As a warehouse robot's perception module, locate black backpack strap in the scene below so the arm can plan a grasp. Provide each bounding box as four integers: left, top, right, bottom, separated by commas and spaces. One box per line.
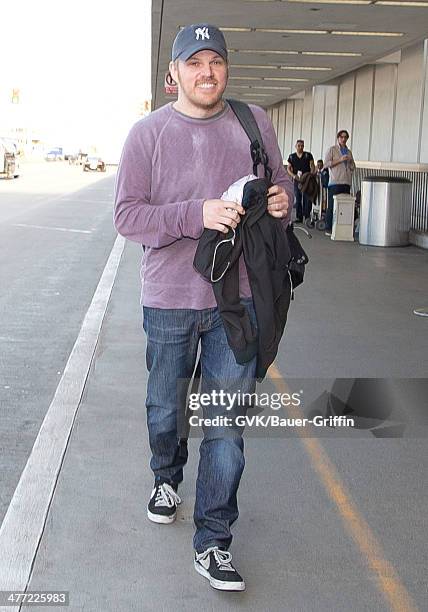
227, 98, 272, 182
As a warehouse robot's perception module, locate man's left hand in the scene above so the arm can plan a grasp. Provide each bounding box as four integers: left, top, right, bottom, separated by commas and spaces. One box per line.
267, 185, 289, 219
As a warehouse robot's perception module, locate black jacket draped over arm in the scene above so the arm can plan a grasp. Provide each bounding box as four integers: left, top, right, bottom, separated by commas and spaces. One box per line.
193, 178, 292, 381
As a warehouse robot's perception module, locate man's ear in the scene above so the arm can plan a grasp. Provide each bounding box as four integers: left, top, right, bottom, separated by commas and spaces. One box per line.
169, 60, 178, 83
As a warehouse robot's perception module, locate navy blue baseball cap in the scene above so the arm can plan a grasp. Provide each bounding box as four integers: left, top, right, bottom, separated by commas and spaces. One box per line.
171, 24, 228, 62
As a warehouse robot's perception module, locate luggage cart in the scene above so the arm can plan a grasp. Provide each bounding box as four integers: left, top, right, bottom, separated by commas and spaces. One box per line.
305, 176, 326, 231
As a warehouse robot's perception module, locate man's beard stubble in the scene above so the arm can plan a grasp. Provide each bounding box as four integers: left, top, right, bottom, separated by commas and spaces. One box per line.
176, 70, 227, 111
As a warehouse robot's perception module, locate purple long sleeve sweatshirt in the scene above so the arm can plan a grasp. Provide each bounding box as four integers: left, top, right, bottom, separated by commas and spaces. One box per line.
114, 101, 293, 309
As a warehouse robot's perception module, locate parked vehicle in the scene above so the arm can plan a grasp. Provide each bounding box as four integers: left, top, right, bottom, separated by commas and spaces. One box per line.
0, 138, 19, 179
83, 156, 106, 172
45, 147, 63, 161
63, 149, 78, 160
68, 154, 79, 165
77, 151, 88, 165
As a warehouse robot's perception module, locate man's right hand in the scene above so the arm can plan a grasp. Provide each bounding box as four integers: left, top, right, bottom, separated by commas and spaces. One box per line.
203, 199, 245, 233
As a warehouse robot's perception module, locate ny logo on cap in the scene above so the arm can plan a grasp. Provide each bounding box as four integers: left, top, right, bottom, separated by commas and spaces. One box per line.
195, 26, 210, 41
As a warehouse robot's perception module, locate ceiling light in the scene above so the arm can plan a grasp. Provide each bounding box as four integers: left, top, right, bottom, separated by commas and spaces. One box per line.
264, 76, 310, 81
231, 64, 331, 70
229, 76, 264, 80
375, 0, 428, 5
219, 27, 253, 32
280, 65, 332, 70
230, 85, 292, 90
228, 49, 299, 55
217, 25, 405, 37
254, 85, 293, 89
229, 49, 362, 58
302, 51, 362, 56
257, 28, 328, 34
332, 30, 403, 36
230, 75, 309, 81
231, 64, 281, 69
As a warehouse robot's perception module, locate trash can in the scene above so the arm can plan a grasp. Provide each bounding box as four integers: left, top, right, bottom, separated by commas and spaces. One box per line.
359, 176, 412, 246
331, 194, 355, 241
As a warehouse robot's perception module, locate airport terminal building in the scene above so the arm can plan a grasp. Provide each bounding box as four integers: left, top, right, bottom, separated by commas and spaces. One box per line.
152, 0, 428, 244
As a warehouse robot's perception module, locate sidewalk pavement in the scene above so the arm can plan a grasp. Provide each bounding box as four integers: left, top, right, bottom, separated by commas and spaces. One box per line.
23, 237, 428, 611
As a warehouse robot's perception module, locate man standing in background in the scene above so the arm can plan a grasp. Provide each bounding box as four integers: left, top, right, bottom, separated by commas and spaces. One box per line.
324, 130, 355, 236
287, 139, 315, 223
316, 158, 329, 214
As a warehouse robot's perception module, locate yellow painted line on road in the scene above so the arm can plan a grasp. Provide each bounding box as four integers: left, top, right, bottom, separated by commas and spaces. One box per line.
268, 363, 419, 612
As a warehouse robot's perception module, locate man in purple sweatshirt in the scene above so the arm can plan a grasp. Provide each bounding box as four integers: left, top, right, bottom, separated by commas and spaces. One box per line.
114, 23, 292, 591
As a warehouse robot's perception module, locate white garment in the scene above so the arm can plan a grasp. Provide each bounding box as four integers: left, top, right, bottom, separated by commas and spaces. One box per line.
221, 174, 257, 205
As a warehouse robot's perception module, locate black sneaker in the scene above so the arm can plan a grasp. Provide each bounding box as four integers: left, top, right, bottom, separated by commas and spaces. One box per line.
194, 546, 245, 591
147, 482, 181, 524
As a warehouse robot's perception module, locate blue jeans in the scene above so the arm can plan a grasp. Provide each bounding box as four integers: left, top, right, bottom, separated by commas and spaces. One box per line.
142, 300, 257, 553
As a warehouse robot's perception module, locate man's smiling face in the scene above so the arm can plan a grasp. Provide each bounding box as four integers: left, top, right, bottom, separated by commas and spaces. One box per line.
170, 50, 228, 115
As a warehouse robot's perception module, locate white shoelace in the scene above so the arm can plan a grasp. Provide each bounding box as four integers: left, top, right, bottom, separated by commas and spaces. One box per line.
197, 546, 235, 572
153, 483, 181, 508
